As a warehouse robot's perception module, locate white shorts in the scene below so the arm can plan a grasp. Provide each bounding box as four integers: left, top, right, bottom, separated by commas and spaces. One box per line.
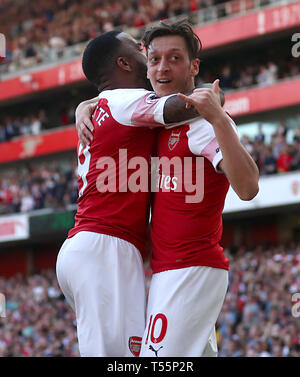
56, 231, 146, 357
140, 265, 228, 357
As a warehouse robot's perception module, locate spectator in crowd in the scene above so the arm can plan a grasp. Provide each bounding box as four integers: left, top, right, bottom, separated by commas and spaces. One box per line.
261, 145, 277, 175
290, 140, 300, 171
294, 125, 300, 143
255, 124, 265, 143
30, 115, 42, 135
219, 65, 234, 90
276, 145, 292, 173
272, 134, 287, 160
241, 135, 253, 154
276, 121, 288, 139
20, 188, 35, 212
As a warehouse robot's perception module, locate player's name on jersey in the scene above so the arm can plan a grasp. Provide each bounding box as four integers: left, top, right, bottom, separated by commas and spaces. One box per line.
93, 149, 204, 203
92, 105, 110, 127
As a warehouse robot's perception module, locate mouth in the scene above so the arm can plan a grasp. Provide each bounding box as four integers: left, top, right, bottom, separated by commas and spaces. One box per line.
157, 79, 171, 84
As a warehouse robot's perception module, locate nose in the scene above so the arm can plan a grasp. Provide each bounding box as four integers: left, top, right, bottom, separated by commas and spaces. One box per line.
158, 57, 170, 73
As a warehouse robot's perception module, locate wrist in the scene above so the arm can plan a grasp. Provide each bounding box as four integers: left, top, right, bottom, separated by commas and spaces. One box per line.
211, 112, 229, 129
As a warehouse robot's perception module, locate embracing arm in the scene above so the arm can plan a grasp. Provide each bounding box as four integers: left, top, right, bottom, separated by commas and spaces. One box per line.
75, 96, 98, 146
163, 83, 225, 124
75, 84, 225, 146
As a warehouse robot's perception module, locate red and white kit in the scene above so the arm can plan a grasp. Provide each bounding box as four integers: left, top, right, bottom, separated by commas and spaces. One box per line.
69, 88, 170, 258
56, 88, 170, 357
140, 114, 237, 357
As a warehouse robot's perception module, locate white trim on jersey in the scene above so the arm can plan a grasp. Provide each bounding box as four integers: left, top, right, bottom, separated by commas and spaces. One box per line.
187, 112, 238, 171
99, 89, 174, 127
77, 143, 91, 197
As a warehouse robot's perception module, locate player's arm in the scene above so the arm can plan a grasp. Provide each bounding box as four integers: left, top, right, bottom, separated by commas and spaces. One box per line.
178, 80, 259, 201
75, 96, 98, 146
163, 84, 225, 124
76, 85, 224, 147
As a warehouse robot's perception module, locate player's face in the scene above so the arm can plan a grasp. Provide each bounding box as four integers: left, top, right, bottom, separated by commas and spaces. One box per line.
118, 33, 152, 90
147, 35, 199, 97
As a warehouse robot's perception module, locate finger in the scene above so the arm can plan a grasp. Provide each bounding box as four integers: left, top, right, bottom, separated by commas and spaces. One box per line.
212, 79, 220, 94
81, 123, 93, 141
177, 93, 196, 107
177, 93, 193, 103
79, 136, 87, 147
79, 128, 92, 146
84, 118, 94, 133
83, 128, 93, 142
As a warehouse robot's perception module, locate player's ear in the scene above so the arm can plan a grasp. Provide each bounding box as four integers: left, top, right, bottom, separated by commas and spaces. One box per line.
117, 56, 132, 72
190, 58, 200, 77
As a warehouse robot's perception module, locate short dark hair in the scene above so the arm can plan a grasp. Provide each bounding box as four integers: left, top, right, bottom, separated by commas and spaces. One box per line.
82, 30, 122, 88
142, 20, 202, 60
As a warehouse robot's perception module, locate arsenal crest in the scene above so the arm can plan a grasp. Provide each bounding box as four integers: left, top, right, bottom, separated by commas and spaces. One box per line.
128, 336, 142, 357
168, 130, 181, 151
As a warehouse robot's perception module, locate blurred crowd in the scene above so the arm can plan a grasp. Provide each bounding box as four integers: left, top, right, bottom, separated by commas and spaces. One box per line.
217, 243, 300, 357
198, 57, 300, 92
0, 269, 79, 356
0, 0, 272, 74
0, 110, 50, 142
0, 161, 78, 215
0, 243, 299, 356
0, 103, 75, 143
242, 123, 300, 175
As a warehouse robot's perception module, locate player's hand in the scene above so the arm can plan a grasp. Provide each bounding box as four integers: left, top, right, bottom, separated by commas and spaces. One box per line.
75, 100, 96, 146
177, 79, 226, 125
197, 81, 225, 107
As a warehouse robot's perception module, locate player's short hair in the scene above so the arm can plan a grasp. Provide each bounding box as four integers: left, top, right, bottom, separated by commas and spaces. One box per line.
142, 20, 202, 61
82, 30, 122, 88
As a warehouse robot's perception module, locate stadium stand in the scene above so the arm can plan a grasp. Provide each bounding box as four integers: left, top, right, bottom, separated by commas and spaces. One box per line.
0, 244, 299, 357
0, 0, 273, 74
0, 269, 79, 356
217, 243, 300, 357
0, 0, 300, 357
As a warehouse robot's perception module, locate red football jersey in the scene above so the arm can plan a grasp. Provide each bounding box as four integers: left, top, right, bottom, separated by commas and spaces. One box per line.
68, 89, 170, 258
150, 115, 237, 273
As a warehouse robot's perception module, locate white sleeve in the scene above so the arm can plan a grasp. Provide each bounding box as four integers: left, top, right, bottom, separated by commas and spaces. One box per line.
187, 112, 238, 171
99, 89, 173, 128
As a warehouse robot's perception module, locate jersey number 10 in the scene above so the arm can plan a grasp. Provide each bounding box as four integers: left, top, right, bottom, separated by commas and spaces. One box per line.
145, 313, 168, 344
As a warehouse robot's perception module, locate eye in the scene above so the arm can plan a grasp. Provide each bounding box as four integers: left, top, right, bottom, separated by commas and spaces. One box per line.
149, 56, 159, 63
